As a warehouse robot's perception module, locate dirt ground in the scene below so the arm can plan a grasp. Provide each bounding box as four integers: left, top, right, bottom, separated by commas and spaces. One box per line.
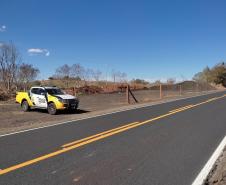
0, 89, 217, 135
205, 147, 226, 185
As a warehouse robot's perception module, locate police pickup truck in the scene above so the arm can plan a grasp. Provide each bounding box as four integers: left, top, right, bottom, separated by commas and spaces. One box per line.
16, 86, 79, 115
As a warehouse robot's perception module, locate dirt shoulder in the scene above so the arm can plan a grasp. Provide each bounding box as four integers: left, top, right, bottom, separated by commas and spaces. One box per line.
205, 147, 226, 185
0, 90, 222, 135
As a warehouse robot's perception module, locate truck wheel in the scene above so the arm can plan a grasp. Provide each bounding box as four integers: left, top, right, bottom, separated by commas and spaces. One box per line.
71, 108, 78, 113
48, 103, 57, 115
21, 100, 30, 112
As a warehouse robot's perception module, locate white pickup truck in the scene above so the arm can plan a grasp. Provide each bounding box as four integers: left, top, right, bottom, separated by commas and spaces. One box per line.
16, 86, 79, 115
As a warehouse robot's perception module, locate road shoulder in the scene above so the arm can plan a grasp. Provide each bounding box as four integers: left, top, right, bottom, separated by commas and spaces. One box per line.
205, 146, 226, 185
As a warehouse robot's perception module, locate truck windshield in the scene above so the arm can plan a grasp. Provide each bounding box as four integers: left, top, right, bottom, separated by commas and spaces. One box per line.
46, 88, 65, 95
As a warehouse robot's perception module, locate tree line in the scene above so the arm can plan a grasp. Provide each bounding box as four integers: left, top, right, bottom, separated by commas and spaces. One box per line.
193, 62, 226, 87
52, 64, 103, 88
2, 41, 225, 94
50, 64, 128, 88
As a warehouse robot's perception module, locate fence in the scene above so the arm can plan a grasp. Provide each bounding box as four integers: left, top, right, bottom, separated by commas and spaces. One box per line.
77, 82, 216, 111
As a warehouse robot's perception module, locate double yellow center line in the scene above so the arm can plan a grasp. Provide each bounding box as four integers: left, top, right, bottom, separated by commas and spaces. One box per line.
169, 104, 194, 113
0, 94, 225, 175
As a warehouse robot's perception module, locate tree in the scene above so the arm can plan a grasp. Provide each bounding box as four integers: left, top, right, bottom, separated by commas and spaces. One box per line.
92, 69, 102, 82
193, 63, 226, 87
210, 63, 226, 86
70, 64, 83, 78
17, 63, 40, 90
71, 63, 84, 87
131, 79, 149, 85
54, 64, 71, 87
167, 78, 176, 85
193, 72, 204, 82
120, 72, 127, 83
193, 66, 211, 83
55, 64, 71, 79
82, 68, 92, 84
111, 70, 117, 83
0, 42, 20, 91
111, 70, 127, 83
48, 76, 54, 80
153, 80, 162, 85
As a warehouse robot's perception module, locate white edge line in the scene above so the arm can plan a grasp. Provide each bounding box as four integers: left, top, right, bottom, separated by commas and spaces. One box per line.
0, 90, 224, 138
191, 135, 226, 185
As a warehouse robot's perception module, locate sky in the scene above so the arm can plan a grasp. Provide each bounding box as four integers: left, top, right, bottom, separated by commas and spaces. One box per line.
0, 0, 226, 82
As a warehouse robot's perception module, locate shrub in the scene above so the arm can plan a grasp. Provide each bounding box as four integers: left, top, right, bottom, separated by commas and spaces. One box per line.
0, 90, 10, 101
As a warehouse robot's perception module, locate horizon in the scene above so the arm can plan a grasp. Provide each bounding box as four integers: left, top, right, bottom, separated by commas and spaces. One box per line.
1, 0, 226, 82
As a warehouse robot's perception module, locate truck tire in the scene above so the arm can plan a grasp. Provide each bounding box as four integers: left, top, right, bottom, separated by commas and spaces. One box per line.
21, 100, 30, 112
70, 107, 78, 113
48, 102, 57, 115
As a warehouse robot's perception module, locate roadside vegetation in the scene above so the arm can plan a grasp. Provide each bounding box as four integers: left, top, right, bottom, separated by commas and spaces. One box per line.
0, 42, 39, 100
193, 63, 226, 87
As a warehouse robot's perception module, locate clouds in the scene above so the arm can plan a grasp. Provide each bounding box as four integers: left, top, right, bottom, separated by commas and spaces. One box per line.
0, 25, 6, 32
27, 48, 50, 56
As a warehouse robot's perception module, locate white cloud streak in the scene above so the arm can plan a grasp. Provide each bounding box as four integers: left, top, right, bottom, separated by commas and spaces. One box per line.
27, 48, 50, 56
0, 25, 6, 32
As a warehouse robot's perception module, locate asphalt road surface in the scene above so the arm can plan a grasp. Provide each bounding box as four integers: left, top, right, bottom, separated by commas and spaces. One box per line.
1, 91, 226, 185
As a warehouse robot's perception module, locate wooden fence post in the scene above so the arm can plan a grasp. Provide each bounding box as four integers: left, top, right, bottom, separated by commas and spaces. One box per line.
73, 87, 76, 96
126, 85, 130, 104
160, 84, 162, 99
126, 85, 138, 104
179, 85, 182, 96
129, 87, 138, 103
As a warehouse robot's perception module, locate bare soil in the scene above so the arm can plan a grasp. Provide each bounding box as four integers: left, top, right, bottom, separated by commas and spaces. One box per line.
0, 89, 217, 135
204, 148, 226, 185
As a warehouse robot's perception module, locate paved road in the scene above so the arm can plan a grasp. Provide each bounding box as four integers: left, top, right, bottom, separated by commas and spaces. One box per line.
1, 91, 226, 185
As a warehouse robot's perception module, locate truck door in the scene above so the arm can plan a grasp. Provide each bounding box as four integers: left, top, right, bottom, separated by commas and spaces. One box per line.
30, 88, 48, 108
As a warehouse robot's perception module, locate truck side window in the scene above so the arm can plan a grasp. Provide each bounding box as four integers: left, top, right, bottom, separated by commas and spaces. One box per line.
38, 89, 46, 95
31, 88, 39, 94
